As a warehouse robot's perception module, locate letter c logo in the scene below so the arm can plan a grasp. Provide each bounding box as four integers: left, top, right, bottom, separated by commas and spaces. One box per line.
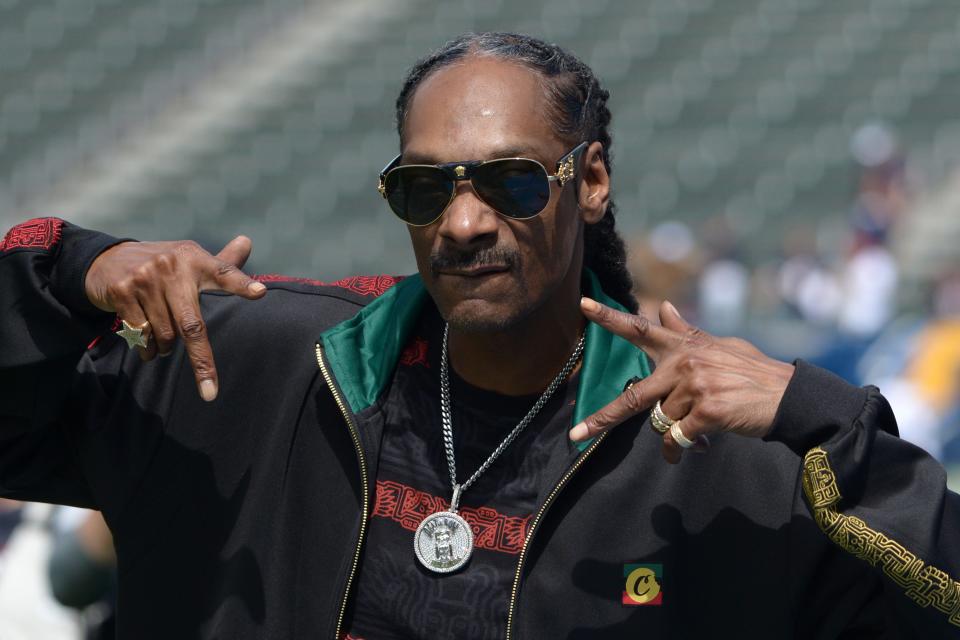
625, 567, 661, 604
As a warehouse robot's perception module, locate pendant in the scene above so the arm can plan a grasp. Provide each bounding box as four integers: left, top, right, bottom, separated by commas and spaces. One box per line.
414, 510, 474, 573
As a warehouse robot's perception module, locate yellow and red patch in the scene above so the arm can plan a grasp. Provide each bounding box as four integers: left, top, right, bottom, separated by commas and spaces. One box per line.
622, 563, 663, 606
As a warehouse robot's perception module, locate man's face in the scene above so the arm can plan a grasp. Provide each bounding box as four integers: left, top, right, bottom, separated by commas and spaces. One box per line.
434, 525, 452, 560
401, 56, 584, 332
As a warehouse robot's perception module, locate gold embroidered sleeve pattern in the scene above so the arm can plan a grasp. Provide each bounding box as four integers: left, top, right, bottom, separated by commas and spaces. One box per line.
802, 447, 960, 627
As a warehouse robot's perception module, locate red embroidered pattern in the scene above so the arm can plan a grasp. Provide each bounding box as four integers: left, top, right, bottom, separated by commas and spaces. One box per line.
341, 634, 365, 640
399, 336, 429, 368
332, 275, 403, 297
372, 480, 531, 555
0, 218, 63, 253
253, 274, 402, 297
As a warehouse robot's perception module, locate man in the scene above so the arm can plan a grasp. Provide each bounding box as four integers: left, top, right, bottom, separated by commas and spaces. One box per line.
1, 32, 958, 639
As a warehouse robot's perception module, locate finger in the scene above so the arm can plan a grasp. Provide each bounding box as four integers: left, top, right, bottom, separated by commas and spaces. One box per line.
580, 297, 680, 360
208, 236, 266, 300
661, 417, 710, 463
658, 392, 691, 431
140, 333, 158, 361
693, 434, 710, 453
673, 411, 711, 443
137, 288, 178, 358
569, 371, 675, 442
652, 425, 709, 454
199, 256, 266, 300
215, 235, 253, 269
658, 300, 690, 332
658, 300, 713, 348
166, 280, 218, 402
662, 431, 683, 464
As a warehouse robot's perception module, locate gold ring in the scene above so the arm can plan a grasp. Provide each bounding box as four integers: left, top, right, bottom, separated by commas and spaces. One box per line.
670, 421, 696, 449
651, 400, 677, 434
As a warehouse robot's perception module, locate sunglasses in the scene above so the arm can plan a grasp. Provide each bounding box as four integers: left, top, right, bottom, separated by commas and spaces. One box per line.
377, 142, 588, 226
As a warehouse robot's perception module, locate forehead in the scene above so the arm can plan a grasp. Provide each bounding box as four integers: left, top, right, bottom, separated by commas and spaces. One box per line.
402, 56, 562, 163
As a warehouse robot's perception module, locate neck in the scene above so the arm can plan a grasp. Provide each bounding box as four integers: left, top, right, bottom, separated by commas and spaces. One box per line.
447, 279, 585, 397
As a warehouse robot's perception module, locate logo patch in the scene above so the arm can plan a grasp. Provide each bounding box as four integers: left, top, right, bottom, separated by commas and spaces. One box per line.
622, 563, 663, 606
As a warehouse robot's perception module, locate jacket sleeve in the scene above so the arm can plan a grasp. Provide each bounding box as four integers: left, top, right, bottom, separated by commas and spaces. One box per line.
0, 217, 130, 507
767, 360, 960, 635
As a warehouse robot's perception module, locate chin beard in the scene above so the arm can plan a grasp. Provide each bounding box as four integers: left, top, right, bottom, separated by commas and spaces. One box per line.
441, 293, 535, 334
444, 309, 525, 333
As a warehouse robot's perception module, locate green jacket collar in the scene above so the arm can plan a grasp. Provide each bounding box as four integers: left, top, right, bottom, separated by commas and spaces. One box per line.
319, 271, 651, 450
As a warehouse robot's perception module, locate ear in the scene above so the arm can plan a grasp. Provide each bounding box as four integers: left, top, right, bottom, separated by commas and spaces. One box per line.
577, 141, 610, 224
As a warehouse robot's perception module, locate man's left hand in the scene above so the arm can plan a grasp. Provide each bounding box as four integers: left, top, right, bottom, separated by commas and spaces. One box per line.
569, 297, 796, 463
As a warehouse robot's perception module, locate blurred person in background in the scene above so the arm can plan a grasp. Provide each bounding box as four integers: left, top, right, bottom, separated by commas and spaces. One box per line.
836, 124, 905, 341
809, 124, 906, 383
627, 220, 700, 322
0, 500, 83, 639
776, 224, 842, 329
2, 32, 960, 639
930, 269, 960, 437
49, 510, 117, 640
860, 267, 960, 463
695, 216, 750, 336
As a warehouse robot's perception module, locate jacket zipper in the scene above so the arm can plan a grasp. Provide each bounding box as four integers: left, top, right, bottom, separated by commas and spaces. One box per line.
315, 343, 370, 640
505, 432, 609, 640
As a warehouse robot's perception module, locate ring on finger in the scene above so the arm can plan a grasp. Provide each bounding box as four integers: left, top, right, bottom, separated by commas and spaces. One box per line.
116, 319, 151, 350
651, 400, 678, 434
670, 421, 696, 449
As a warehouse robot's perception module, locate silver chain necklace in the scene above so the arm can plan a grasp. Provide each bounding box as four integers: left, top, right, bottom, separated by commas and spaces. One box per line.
413, 323, 585, 574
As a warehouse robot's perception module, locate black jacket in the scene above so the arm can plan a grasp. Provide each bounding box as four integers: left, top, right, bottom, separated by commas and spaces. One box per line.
1, 218, 959, 639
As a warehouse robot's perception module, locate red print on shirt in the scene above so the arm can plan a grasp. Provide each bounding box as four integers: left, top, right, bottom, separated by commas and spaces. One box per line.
372, 480, 531, 555
0, 218, 63, 254
399, 337, 430, 368
253, 274, 402, 297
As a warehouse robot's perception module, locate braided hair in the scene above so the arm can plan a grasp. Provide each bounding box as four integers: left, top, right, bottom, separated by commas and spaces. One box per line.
394, 32, 638, 313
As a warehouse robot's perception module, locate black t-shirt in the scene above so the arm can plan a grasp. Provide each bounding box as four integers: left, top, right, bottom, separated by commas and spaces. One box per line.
344, 309, 580, 640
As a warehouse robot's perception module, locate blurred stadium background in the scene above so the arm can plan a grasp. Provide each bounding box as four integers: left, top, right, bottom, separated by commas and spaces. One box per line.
2, 0, 960, 632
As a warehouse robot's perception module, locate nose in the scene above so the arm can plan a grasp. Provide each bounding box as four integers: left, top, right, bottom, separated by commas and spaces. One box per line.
436, 182, 499, 246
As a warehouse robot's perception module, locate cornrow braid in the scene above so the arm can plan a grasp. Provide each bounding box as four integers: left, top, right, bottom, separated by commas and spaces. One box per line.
394, 32, 638, 313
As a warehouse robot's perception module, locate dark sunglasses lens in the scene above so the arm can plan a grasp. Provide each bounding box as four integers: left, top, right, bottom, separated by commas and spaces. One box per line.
384, 167, 453, 225
473, 160, 550, 218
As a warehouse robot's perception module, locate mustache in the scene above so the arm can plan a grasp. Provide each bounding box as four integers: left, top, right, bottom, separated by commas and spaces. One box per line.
429, 245, 518, 275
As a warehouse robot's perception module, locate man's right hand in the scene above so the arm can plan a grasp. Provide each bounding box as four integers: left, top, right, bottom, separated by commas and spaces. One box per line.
84, 236, 267, 402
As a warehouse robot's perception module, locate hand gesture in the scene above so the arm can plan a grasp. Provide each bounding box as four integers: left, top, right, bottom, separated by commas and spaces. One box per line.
569, 297, 796, 463
84, 236, 267, 402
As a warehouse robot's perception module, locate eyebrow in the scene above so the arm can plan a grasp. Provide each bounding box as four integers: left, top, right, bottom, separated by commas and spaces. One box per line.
402, 145, 546, 165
